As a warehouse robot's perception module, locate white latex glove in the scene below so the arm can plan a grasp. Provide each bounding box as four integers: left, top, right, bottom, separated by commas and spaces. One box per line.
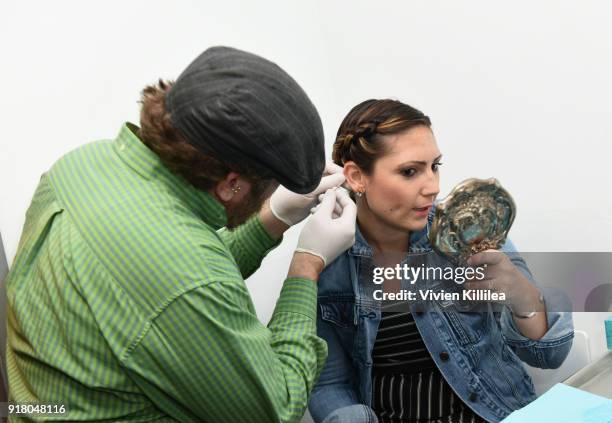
269, 163, 345, 226
311, 187, 350, 218
295, 188, 357, 267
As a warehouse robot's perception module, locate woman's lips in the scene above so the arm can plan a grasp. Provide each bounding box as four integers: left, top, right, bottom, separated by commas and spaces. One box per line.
412, 204, 432, 216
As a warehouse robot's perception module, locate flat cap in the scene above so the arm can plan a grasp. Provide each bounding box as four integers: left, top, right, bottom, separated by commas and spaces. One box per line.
165, 46, 325, 194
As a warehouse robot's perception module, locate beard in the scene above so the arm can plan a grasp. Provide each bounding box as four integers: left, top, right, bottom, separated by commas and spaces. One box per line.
225, 179, 277, 229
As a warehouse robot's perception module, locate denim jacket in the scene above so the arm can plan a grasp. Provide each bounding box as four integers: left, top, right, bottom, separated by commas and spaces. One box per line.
308, 208, 574, 423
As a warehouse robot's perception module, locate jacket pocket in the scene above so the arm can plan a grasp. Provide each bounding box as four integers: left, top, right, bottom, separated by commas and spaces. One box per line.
444, 309, 488, 346
501, 346, 537, 399
478, 347, 534, 411
319, 301, 356, 329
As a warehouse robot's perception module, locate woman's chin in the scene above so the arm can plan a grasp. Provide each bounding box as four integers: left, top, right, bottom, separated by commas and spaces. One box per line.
394, 218, 428, 233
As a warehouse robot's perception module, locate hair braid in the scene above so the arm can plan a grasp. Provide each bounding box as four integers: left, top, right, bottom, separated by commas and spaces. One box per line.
332, 99, 431, 172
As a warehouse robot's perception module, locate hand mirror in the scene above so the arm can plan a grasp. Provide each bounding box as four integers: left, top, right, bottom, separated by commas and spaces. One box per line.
429, 178, 516, 265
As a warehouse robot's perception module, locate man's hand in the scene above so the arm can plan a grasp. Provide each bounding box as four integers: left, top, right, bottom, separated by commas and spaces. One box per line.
293, 188, 357, 275
269, 163, 345, 226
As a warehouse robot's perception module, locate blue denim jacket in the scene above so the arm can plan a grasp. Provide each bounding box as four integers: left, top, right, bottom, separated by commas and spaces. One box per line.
308, 208, 574, 423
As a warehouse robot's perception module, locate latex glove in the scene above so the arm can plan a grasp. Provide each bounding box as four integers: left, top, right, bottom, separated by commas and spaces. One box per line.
269, 163, 345, 226
311, 187, 350, 218
295, 188, 357, 267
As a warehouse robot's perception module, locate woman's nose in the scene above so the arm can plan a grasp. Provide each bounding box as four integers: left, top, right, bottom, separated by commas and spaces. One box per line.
422, 175, 440, 198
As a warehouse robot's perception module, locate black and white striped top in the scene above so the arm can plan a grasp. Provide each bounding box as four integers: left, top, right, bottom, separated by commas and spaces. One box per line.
372, 311, 436, 373
372, 311, 486, 423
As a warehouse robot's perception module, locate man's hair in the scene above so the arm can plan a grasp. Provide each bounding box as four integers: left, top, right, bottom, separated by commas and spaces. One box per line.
332, 99, 432, 175
138, 79, 269, 191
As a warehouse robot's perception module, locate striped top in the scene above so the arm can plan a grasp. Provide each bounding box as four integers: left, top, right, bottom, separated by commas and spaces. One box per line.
372, 371, 486, 423
6, 123, 327, 422
372, 312, 436, 373
372, 312, 485, 422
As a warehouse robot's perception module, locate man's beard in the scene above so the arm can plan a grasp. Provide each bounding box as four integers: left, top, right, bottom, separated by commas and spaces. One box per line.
225, 179, 276, 229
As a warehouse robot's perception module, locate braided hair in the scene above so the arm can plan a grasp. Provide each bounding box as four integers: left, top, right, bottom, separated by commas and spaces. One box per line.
332, 99, 431, 175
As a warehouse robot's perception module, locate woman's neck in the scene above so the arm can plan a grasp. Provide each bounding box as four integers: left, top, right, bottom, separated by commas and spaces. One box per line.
357, 204, 409, 254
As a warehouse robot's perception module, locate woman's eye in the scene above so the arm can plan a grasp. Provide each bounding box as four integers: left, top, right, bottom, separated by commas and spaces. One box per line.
401, 168, 417, 177
432, 162, 443, 172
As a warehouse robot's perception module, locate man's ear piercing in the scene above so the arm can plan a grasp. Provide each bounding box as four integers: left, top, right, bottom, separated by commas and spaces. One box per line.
232, 185, 241, 194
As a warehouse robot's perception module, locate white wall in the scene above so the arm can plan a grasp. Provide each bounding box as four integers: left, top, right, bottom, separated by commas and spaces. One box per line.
1, 0, 611, 379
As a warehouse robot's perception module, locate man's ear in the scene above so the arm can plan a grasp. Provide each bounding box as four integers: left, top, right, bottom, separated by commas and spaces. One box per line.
343, 161, 367, 193
215, 172, 241, 203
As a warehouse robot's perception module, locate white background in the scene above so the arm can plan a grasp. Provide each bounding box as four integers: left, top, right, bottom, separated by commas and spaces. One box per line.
1, 0, 611, 400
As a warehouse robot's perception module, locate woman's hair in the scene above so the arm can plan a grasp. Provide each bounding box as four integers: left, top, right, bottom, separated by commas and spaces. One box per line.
332, 99, 432, 174
138, 79, 269, 191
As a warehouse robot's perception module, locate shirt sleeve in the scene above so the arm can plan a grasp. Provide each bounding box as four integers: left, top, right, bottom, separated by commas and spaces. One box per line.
121, 277, 328, 423
217, 215, 282, 279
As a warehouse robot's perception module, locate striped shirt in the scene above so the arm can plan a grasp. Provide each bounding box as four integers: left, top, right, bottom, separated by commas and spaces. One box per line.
372, 312, 436, 373
372, 371, 487, 423
6, 123, 327, 422
372, 312, 486, 423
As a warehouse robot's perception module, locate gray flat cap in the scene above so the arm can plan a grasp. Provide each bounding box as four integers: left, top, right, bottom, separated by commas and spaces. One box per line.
165, 46, 325, 194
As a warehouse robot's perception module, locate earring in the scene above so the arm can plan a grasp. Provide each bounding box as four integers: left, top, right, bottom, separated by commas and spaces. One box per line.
356, 189, 364, 198
232, 185, 241, 194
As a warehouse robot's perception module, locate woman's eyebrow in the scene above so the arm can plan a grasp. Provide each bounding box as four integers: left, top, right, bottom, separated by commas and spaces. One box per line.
398, 154, 443, 166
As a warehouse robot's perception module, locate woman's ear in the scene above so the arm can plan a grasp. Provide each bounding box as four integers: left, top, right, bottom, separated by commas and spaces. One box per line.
343, 161, 366, 193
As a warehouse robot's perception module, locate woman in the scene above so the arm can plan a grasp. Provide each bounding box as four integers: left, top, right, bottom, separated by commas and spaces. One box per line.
308, 99, 574, 423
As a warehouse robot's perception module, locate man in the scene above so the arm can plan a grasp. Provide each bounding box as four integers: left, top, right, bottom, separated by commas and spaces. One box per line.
6, 47, 356, 422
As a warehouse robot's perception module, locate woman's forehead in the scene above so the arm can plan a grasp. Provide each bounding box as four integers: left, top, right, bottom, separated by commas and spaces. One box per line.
381, 128, 441, 163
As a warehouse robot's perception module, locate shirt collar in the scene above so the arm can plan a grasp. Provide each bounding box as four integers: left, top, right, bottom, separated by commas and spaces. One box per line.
349, 206, 435, 256
113, 123, 228, 229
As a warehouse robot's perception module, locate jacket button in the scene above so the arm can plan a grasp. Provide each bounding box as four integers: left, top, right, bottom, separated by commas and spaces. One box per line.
469, 392, 478, 402
439, 351, 450, 361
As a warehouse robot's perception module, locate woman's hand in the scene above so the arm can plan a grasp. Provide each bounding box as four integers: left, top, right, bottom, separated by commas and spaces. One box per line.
464, 249, 543, 313
465, 249, 549, 340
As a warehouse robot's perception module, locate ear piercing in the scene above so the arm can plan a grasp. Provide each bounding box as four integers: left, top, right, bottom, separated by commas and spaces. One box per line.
232, 185, 241, 194
355, 188, 365, 197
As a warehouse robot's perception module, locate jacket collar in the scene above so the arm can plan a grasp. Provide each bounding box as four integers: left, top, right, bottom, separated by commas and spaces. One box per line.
113, 123, 228, 229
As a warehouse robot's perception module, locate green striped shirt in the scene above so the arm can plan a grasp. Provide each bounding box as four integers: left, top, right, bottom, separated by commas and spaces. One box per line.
6, 123, 327, 422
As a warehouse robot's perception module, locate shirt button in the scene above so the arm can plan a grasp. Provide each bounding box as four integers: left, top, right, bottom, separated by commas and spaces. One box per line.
119, 143, 126, 151
469, 392, 478, 402
439, 351, 450, 361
